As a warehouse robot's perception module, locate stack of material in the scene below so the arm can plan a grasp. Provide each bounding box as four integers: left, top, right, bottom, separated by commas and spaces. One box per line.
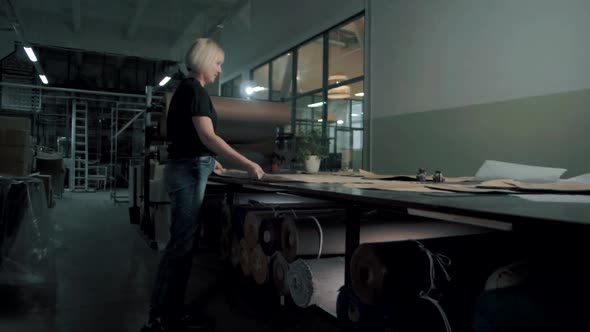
230, 194, 505, 324
343, 232, 520, 332
0, 177, 55, 287
0, 116, 33, 176
225, 193, 344, 292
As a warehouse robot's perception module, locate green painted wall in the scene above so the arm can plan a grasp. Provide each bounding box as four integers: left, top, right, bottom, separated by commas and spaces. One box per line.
370, 89, 590, 178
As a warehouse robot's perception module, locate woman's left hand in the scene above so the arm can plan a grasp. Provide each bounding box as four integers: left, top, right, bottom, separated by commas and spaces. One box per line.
214, 159, 225, 173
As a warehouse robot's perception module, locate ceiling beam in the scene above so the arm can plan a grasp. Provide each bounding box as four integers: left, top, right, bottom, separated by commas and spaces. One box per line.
126, 0, 151, 39
205, 0, 249, 38
171, 12, 205, 51
4, 0, 23, 26
72, 0, 81, 32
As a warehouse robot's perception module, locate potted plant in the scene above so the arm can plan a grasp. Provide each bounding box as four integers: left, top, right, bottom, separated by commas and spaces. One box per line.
294, 129, 329, 173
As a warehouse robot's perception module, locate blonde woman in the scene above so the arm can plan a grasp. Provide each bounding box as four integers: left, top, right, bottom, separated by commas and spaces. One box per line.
142, 38, 264, 332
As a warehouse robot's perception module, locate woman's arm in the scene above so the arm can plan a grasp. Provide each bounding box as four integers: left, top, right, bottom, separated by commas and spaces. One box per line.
193, 116, 264, 179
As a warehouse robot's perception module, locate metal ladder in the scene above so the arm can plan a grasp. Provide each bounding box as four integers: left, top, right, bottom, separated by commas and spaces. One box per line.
71, 100, 89, 191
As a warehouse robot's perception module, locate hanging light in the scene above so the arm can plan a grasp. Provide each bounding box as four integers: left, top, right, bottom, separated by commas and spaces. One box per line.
327, 74, 350, 99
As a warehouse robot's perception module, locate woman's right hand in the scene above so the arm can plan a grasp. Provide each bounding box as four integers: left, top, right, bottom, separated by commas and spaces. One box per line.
246, 162, 265, 180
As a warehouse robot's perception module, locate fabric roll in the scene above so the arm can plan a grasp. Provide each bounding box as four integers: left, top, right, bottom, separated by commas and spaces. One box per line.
473, 286, 549, 332
286, 257, 344, 309
279, 210, 347, 262
229, 235, 240, 268
393, 297, 451, 332
271, 252, 290, 295
243, 211, 277, 249
350, 241, 433, 306
484, 261, 530, 290
219, 200, 233, 262
258, 217, 283, 256
350, 232, 513, 306
336, 285, 397, 331
239, 238, 252, 276
251, 244, 269, 285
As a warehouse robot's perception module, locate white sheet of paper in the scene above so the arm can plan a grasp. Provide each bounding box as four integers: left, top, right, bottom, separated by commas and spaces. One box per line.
474, 160, 566, 182
562, 173, 590, 184
515, 194, 590, 204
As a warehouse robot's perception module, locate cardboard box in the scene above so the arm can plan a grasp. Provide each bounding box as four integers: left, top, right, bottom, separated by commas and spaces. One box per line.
0, 128, 31, 147
0, 145, 30, 162
0, 161, 30, 176
0, 116, 31, 131
0, 145, 33, 176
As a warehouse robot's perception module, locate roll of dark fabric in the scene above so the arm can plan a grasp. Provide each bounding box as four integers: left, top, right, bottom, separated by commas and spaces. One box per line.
350, 240, 433, 306
350, 232, 518, 306
258, 216, 283, 256
336, 285, 397, 331
393, 297, 450, 332
474, 244, 590, 332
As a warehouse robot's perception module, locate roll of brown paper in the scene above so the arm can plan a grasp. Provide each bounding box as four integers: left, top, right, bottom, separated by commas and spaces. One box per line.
211, 97, 290, 125
280, 211, 490, 263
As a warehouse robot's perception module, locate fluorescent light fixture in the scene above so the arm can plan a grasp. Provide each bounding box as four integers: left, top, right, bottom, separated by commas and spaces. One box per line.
351, 113, 361, 117
24, 47, 37, 62
244, 85, 266, 95
355, 92, 364, 97
39, 75, 48, 84
158, 76, 171, 86
317, 119, 323, 122
337, 120, 344, 125
307, 102, 325, 108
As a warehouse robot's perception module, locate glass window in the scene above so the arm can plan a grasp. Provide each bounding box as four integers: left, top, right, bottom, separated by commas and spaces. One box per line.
295, 94, 324, 133
252, 64, 269, 100
325, 80, 364, 169
271, 53, 293, 101
231, 75, 242, 98
328, 16, 364, 81
297, 37, 324, 94
221, 75, 243, 98
221, 81, 232, 97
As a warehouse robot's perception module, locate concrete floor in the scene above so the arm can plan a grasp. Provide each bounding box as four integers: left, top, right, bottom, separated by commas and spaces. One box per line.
0, 191, 338, 332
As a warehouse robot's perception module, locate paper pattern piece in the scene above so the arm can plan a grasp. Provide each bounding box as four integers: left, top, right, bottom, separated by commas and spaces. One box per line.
425, 184, 516, 194
474, 160, 566, 182
515, 194, 590, 204
562, 173, 590, 184
344, 181, 445, 193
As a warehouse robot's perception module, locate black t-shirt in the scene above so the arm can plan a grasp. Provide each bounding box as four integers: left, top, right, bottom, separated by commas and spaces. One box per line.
167, 78, 218, 159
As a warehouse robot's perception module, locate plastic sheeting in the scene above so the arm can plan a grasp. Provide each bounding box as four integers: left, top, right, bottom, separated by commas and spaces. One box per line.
0, 176, 55, 286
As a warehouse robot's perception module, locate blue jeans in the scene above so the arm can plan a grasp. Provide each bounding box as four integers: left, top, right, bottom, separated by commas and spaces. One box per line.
149, 156, 215, 322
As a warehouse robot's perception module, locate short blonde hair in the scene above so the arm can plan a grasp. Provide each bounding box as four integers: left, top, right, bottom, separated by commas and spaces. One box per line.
185, 38, 224, 74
